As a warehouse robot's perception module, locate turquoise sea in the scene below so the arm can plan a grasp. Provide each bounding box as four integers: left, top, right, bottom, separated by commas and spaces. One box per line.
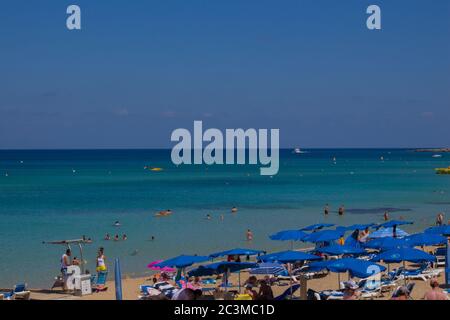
1, 149, 450, 288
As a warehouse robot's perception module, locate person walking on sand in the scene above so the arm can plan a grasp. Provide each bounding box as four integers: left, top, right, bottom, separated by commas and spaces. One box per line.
338, 205, 345, 216
324, 204, 329, 215
246, 229, 253, 241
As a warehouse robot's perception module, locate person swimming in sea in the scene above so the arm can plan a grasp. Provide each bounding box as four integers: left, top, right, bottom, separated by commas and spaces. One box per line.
338, 205, 345, 216
206, 214, 212, 220
155, 209, 172, 217
104, 233, 111, 240
122, 234, 127, 241
114, 234, 119, 241
231, 207, 238, 213
114, 220, 121, 227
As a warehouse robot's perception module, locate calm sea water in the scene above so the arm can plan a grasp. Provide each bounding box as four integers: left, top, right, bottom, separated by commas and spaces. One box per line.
1, 149, 450, 287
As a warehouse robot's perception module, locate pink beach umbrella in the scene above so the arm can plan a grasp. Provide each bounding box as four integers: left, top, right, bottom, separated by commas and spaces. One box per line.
147, 260, 176, 272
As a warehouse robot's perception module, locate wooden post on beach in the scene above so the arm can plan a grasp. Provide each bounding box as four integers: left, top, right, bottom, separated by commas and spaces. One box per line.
299, 276, 307, 300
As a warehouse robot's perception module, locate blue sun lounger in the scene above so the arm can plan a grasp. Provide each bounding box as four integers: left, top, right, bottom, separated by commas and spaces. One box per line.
275, 284, 301, 300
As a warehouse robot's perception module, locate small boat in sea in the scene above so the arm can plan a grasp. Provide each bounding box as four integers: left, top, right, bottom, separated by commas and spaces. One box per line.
435, 167, 450, 174
293, 148, 307, 154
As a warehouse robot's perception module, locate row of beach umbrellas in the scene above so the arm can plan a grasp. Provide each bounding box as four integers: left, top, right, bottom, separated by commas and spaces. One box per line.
150, 221, 448, 294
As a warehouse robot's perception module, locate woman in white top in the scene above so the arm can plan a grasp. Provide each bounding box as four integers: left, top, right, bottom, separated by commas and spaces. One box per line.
96, 247, 107, 272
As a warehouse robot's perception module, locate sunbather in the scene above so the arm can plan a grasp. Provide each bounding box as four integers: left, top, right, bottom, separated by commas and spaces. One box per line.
391, 286, 409, 300
342, 281, 361, 300
423, 279, 448, 300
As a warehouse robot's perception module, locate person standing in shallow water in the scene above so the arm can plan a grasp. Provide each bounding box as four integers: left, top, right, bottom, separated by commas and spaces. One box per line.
246, 229, 253, 241
384, 211, 389, 221
338, 205, 345, 216
436, 212, 444, 226
324, 204, 329, 215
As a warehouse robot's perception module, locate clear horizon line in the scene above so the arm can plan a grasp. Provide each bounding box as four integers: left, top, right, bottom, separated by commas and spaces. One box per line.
0, 146, 447, 151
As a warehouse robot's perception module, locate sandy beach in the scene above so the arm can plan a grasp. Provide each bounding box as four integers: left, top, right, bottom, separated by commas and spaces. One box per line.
27, 254, 448, 301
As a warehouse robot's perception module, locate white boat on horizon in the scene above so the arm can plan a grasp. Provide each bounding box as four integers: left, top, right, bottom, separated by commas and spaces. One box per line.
293, 148, 307, 154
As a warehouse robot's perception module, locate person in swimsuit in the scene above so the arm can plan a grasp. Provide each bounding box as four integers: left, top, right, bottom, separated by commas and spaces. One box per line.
436, 213, 444, 226
96, 247, 107, 273
424, 279, 448, 300
246, 229, 253, 241
338, 205, 345, 216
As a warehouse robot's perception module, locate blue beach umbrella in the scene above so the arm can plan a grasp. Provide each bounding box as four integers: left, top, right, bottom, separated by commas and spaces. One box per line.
404, 233, 447, 247
364, 237, 411, 250
188, 261, 257, 277
377, 220, 413, 229
425, 225, 450, 236
343, 223, 376, 231
300, 223, 335, 232
316, 244, 367, 256
258, 250, 322, 263
269, 230, 308, 241
269, 230, 308, 249
303, 230, 345, 243
308, 258, 386, 280
155, 255, 210, 268
209, 248, 265, 258
188, 261, 257, 292
250, 263, 287, 276
369, 227, 409, 239
371, 247, 436, 264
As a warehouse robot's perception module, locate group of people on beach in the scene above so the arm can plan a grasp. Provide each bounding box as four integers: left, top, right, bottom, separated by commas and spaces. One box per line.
146, 272, 274, 300
60, 247, 107, 291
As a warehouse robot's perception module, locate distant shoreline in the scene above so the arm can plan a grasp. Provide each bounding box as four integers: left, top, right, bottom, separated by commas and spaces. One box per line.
415, 148, 450, 153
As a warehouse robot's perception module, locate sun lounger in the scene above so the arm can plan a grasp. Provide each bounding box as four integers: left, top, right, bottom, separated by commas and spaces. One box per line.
434, 247, 446, 268
401, 263, 444, 281
274, 284, 301, 300
0, 283, 31, 300
319, 290, 344, 300
391, 282, 416, 300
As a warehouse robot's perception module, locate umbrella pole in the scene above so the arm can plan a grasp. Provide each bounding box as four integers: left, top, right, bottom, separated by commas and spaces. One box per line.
238, 270, 241, 293
225, 270, 229, 292
338, 273, 341, 289
403, 261, 407, 285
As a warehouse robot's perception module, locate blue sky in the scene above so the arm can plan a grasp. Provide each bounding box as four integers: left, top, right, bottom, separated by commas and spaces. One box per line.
0, 0, 449, 149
